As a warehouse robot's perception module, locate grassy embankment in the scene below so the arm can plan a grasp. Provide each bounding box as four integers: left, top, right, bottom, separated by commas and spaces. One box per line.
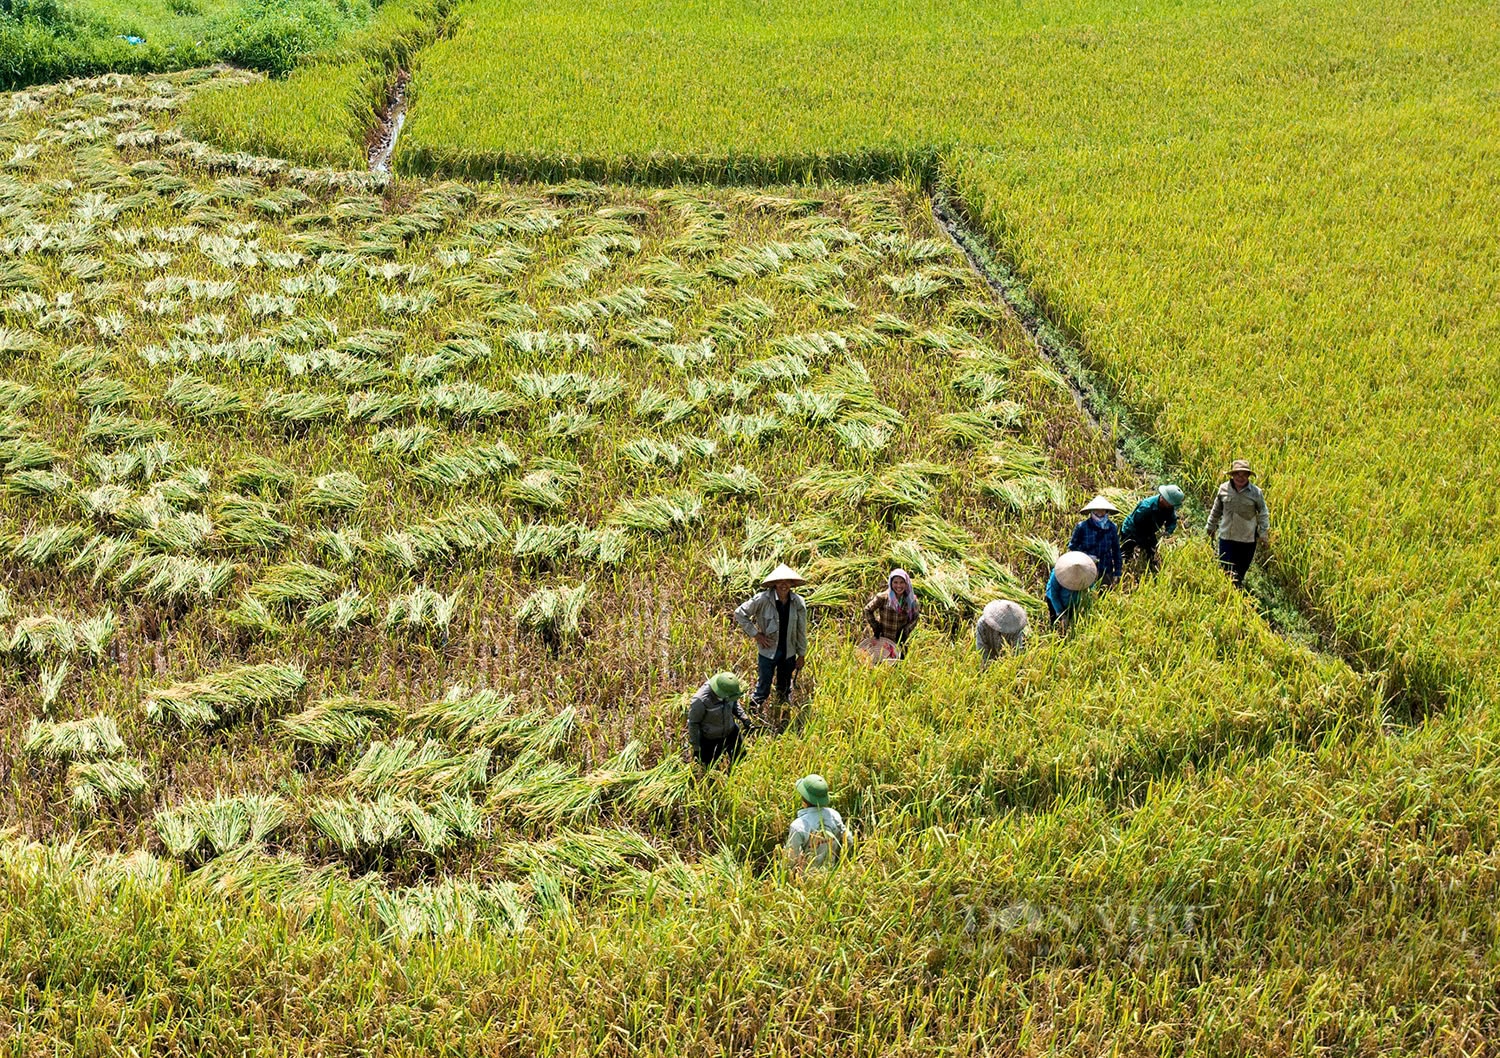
0, 0, 384, 88
180, 0, 453, 166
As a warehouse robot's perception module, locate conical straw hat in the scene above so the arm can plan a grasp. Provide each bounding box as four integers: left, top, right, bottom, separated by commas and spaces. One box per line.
1078, 495, 1120, 515
1054, 551, 1098, 591
761, 563, 807, 586
981, 599, 1028, 635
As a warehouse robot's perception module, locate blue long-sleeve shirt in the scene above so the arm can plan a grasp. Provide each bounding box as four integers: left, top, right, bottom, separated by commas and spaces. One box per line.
1045, 571, 1082, 619
1068, 517, 1122, 582
1121, 496, 1178, 548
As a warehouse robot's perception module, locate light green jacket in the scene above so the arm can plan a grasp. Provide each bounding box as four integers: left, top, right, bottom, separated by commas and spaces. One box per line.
786, 806, 846, 868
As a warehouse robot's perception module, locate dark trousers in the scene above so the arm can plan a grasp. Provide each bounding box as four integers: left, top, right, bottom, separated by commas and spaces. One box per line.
754, 654, 796, 705
1121, 535, 1160, 572
697, 728, 743, 767
1218, 538, 1257, 587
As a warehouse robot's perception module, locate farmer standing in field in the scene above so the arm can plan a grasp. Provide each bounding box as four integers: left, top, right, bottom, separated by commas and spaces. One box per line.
1120, 484, 1184, 573
1046, 551, 1098, 631
733, 564, 809, 708
863, 568, 920, 654
785, 773, 847, 869
687, 671, 750, 768
1206, 459, 1269, 588
1069, 496, 1123, 586
975, 599, 1029, 659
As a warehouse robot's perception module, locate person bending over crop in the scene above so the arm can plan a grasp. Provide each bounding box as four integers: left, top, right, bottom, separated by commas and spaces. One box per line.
1206, 459, 1269, 588
1047, 551, 1098, 631
864, 568, 920, 650
1121, 484, 1184, 572
1069, 496, 1123, 586
687, 671, 749, 768
733, 564, 808, 708
976, 599, 1029, 659
785, 773, 847, 869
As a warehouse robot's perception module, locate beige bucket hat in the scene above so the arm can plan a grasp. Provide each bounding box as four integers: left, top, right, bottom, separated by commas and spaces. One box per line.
981, 599, 1028, 635
1078, 495, 1120, 515
1225, 459, 1255, 476
761, 563, 807, 587
1054, 551, 1099, 591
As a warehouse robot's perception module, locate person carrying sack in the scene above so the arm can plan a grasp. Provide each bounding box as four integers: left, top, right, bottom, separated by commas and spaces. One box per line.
686, 671, 750, 768
732, 563, 809, 708
1205, 459, 1269, 588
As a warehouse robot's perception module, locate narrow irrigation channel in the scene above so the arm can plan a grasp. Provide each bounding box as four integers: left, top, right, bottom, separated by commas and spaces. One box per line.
931, 190, 1134, 471
368, 69, 411, 172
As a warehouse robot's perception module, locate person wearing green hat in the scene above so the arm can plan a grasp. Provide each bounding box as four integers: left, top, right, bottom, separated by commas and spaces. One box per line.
785, 773, 847, 869
686, 671, 750, 767
1120, 484, 1184, 573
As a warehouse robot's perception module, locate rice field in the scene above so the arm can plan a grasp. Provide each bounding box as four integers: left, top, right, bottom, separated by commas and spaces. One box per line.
7, 0, 1500, 1045
1, 71, 1149, 915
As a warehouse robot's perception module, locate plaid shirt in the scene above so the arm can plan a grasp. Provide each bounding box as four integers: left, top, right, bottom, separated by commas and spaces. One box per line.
864, 591, 919, 643
1068, 517, 1122, 581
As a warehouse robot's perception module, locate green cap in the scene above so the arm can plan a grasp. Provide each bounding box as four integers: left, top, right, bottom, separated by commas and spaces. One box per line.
795, 773, 831, 807
1158, 484, 1185, 507
709, 671, 744, 700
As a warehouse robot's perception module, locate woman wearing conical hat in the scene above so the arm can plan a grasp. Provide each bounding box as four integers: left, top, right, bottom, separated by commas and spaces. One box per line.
732, 563, 809, 708
975, 598, 1028, 660
1068, 495, 1123, 587
1046, 551, 1098, 632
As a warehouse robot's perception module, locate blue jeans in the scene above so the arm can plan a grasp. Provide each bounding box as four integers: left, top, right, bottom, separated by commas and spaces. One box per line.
754, 654, 796, 705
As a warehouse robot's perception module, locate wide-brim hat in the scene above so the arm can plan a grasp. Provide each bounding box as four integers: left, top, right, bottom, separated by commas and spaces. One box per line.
1054, 551, 1099, 591
1225, 459, 1255, 476
982, 599, 1028, 635
1158, 484, 1185, 507
795, 773, 831, 807
1078, 495, 1120, 515
761, 563, 807, 587
709, 671, 745, 700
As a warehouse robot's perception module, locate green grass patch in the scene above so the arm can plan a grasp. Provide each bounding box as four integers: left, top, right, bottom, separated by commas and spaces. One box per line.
0, 0, 378, 88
